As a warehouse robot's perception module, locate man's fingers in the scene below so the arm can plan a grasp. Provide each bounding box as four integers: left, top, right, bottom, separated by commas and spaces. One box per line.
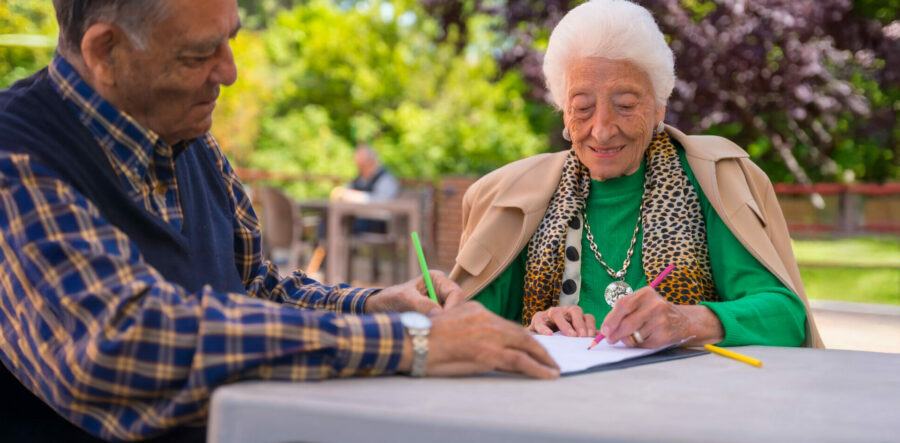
428, 306, 559, 379
429, 271, 467, 309
410, 291, 442, 315
505, 324, 559, 371
495, 348, 559, 379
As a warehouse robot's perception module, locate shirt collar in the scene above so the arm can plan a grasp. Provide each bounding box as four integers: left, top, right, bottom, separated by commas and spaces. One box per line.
48, 55, 172, 182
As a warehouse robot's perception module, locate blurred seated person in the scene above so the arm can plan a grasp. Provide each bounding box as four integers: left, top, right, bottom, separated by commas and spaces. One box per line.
330, 144, 400, 234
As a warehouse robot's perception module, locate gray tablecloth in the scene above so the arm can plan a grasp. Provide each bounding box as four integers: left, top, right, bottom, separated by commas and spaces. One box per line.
209, 346, 900, 442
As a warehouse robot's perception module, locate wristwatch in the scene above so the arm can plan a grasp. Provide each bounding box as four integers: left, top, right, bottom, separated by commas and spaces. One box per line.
399, 311, 431, 377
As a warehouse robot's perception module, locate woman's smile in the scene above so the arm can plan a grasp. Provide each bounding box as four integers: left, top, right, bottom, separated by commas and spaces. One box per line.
587, 144, 626, 158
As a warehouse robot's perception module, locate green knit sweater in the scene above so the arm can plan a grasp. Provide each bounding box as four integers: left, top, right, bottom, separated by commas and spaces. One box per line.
473, 146, 807, 346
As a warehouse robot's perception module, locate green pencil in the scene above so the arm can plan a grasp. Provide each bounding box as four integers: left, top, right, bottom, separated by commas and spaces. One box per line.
411, 232, 439, 304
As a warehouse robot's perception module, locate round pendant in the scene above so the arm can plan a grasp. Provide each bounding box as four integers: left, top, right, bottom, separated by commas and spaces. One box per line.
604, 280, 633, 307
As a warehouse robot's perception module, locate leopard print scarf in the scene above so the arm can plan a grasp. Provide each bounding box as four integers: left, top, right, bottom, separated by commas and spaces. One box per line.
521, 132, 718, 326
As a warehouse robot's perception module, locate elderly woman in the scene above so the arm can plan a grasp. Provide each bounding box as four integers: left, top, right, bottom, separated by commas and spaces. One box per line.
450, 0, 822, 348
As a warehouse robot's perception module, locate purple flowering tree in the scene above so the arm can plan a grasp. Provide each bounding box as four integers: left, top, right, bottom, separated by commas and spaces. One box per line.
421, 0, 899, 183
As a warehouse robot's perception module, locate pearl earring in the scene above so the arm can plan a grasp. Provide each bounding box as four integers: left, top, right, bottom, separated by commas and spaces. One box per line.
655, 121, 665, 134
562, 127, 571, 141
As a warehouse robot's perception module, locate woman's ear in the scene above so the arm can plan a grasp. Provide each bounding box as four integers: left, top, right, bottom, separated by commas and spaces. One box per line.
79, 23, 122, 88
655, 103, 667, 125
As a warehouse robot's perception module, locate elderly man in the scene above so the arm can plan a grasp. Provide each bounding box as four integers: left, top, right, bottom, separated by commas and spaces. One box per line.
327, 143, 400, 235
0, 1, 558, 441
332, 144, 401, 206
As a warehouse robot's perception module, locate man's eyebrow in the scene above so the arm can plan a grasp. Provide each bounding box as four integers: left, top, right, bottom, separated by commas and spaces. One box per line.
182, 19, 242, 53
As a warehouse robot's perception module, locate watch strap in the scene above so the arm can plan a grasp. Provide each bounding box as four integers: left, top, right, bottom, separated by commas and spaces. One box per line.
408, 329, 428, 377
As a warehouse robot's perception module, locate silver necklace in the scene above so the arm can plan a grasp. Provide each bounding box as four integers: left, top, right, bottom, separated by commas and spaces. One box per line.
583, 201, 643, 307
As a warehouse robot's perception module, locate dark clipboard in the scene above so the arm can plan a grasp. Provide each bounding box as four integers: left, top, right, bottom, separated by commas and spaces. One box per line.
563, 347, 708, 376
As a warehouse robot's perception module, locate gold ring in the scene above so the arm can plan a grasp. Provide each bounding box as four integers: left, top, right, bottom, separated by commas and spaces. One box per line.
630, 330, 644, 344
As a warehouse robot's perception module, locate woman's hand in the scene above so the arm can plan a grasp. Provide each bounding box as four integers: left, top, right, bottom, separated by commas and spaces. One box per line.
528, 306, 597, 337
599, 287, 724, 347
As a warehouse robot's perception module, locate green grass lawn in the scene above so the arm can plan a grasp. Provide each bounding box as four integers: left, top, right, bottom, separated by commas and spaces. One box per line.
792, 236, 900, 305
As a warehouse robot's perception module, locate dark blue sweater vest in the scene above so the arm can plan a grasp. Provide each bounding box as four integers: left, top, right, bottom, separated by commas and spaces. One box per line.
0, 69, 247, 441
0, 69, 247, 293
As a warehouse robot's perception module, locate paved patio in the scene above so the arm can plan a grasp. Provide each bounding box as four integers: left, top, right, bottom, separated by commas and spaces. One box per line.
811, 300, 900, 353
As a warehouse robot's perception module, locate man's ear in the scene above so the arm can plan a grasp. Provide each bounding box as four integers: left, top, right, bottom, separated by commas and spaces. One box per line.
79, 23, 123, 87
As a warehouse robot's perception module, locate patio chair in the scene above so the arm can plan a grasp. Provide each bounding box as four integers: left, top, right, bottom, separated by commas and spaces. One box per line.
252, 186, 313, 275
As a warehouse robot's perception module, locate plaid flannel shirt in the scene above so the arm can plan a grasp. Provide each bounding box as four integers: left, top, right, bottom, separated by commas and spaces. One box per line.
0, 57, 404, 441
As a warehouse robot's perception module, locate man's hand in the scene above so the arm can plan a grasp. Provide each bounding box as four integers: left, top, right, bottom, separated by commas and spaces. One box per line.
398, 302, 560, 379
364, 271, 466, 315
330, 187, 369, 203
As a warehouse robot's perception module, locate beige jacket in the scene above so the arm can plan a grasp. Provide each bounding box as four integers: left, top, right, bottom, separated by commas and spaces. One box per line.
449, 125, 824, 348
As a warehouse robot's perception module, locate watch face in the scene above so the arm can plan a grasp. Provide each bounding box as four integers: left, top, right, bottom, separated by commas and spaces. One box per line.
400, 311, 432, 329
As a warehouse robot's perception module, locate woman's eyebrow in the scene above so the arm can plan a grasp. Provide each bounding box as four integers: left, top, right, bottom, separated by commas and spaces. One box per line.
610, 85, 643, 97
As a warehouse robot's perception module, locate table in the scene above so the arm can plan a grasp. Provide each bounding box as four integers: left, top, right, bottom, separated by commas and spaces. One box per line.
208, 346, 900, 442
324, 198, 422, 285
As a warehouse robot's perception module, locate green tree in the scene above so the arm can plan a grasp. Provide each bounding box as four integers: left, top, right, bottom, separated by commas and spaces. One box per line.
421, 0, 899, 183
0, 0, 57, 89
215, 0, 554, 197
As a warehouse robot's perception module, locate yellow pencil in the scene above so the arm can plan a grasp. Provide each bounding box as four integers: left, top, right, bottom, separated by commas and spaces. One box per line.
704, 344, 763, 368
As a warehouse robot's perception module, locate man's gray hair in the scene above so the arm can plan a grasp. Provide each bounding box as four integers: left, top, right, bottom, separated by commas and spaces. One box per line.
52, 0, 170, 56
355, 143, 380, 163
542, 0, 675, 109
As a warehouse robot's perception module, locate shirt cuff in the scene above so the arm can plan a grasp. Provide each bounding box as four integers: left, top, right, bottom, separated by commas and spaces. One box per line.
331, 285, 380, 314
332, 312, 405, 377
700, 293, 807, 347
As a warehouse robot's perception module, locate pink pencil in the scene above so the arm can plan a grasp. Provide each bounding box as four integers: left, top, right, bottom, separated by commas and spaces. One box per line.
586, 264, 676, 350
586, 333, 605, 350
649, 264, 676, 289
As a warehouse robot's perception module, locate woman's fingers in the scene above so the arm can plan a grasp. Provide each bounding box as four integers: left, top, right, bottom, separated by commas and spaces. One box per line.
603, 289, 674, 345
549, 308, 577, 336
584, 313, 597, 337
599, 289, 644, 337
612, 308, 652, 345
617, 298, 693, 348
552, 306, 594, 337
531, 306, 595, 337
568, 307, 588, 336
638, 322, 671, 348
530, 312, 555, 335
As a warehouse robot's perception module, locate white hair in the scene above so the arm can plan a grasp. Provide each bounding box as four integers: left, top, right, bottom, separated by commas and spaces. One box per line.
542, 0, 675, 109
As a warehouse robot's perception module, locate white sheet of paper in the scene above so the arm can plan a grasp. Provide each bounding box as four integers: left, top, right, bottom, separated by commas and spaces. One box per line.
533, 332, 670, 374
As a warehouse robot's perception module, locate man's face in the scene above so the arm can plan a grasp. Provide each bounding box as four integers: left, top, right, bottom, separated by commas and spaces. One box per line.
111, 0, 240, 145
354, 150, 375, 178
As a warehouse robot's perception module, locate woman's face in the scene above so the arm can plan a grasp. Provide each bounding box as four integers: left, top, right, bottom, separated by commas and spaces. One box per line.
563, 57, 665, 181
